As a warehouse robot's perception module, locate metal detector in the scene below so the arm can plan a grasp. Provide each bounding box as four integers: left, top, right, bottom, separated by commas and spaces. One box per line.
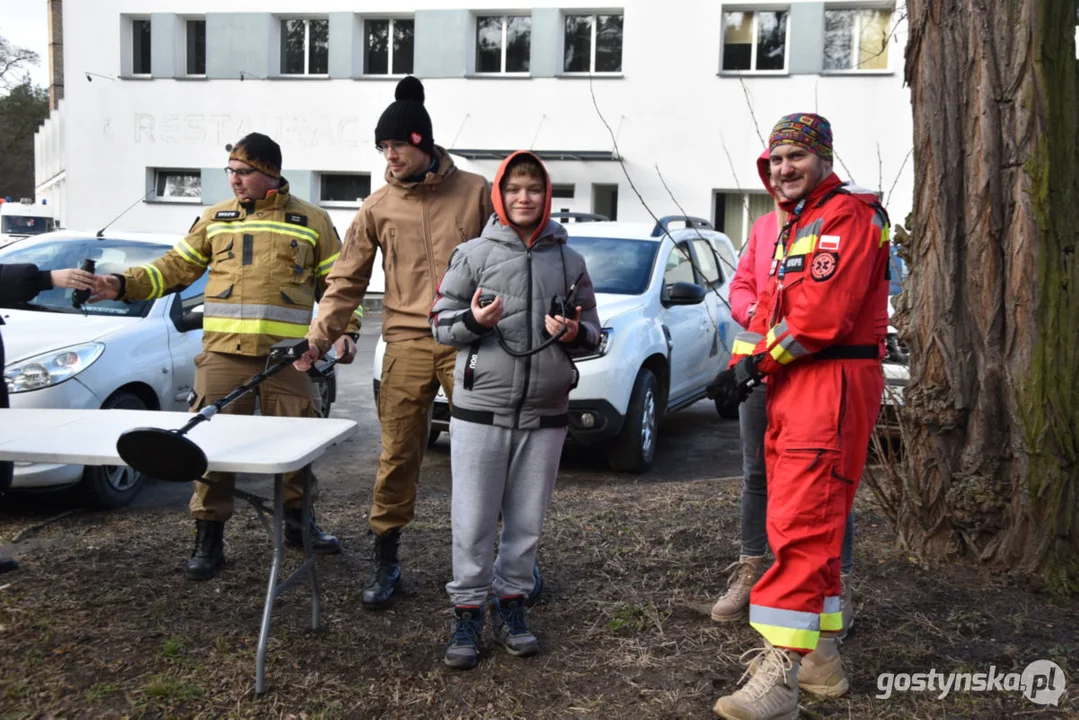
116, 338, 336, 482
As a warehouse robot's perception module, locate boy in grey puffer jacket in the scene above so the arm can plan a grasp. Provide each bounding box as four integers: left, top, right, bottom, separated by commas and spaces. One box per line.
430, 151, 600, 669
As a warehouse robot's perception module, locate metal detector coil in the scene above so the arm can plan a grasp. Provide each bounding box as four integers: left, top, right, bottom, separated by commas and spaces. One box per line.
117, 339, 333, 482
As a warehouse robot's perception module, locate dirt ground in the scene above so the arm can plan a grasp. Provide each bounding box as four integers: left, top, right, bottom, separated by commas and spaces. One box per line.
1, 465, 1075, 719
0, 324, 1075, 718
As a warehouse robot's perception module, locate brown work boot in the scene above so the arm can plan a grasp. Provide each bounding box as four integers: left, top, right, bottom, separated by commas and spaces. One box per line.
836, 572, 854, 642
713, 642, 801, 720
711, 555, 764, 622
798, 633, 849, 697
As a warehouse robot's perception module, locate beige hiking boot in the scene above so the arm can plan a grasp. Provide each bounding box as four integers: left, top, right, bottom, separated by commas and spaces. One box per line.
836, 573, 854, 642
711, 556, 764, 622
798, 633, 849, 697
713, 642, 801, 720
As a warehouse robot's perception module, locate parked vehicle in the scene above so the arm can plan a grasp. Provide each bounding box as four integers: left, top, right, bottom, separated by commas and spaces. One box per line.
0, 198, 57, 248
373, 214, 741, 473
1, 230, 336, 507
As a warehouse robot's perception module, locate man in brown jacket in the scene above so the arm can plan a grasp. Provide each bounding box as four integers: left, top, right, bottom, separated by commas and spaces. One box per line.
297, 76, 494, 609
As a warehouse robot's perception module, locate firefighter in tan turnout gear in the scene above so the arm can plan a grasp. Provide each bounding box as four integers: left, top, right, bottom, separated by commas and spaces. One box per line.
92, 133, 362, 580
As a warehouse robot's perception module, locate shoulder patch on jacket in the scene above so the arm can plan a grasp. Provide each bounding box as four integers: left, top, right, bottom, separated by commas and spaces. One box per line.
214, 210, 241, 220
810, 252, 839, 282
285, 213, 308, 227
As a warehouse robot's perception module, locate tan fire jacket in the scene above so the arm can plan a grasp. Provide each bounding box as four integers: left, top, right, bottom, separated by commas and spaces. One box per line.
307, 146, 493, 351
122, 181, 362, 357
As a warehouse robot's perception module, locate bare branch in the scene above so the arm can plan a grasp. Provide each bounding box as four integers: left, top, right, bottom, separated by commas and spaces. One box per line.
886, 147, 914, 211
585, 72, 731, 330
877, 142, 884, 196
738, 77, 767, 149
0, 34, 40, 90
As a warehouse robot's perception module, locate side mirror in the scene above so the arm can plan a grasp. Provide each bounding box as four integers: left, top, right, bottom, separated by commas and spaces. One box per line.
180, 303, 204, 331
663, 281, 706, 306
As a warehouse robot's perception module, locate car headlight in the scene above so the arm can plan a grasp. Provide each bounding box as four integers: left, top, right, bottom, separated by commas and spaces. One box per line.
576, 328, 612, 362
3, 342, 105, 394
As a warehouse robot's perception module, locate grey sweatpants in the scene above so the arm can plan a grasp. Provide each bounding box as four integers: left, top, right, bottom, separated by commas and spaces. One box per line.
446, 418, 566, 607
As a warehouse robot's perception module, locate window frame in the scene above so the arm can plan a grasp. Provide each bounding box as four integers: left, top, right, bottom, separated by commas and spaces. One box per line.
561, 11, 624, 75
474, 14, 532, 76
131, 17, 152, 76
363, 16, 415, 76
821, 6, 894, 74
280, 17, 330, 77
318, 172, 372, 209
719, 7, 791, 75
184, 18, 207, 77
152, 169, 202, 204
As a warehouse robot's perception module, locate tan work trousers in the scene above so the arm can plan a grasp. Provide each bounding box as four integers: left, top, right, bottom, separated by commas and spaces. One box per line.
188, 351, 320, 521
372, 336, 457, 535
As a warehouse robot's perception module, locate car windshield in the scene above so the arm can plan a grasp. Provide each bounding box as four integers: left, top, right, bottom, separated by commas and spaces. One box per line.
566, 236, 659, 295
0, 237, 162, 317
889, 244, 907, 296
1, 215, 54, 235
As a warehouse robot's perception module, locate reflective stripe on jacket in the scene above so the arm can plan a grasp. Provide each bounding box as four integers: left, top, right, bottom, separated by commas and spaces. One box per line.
123, 181, 361, 357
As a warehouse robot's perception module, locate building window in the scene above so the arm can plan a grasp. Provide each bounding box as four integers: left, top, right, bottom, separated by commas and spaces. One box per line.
712, 191, 774, 249
155, 170, 201, 202
132, 19, 152, 75
365, 18, 414, 75
281, 18, 329, 75
186, 19, 206, 76
319, 173, 371, 206
476, 15, 531, 74
721, 10, 788, 72
823, 8, 892, 71
563, 13, 623, 73
552, 184, 575, 199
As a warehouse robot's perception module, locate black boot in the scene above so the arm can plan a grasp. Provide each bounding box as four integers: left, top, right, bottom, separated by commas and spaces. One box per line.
186, 519, 225, 581
283, 508, 341, 555
361, 528, 401, 610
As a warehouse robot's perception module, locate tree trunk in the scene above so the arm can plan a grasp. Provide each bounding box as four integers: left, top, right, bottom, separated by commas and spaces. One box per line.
896, 0, 1079, 590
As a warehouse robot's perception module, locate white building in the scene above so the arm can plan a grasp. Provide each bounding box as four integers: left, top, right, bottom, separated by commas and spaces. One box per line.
36, 0, 913, 293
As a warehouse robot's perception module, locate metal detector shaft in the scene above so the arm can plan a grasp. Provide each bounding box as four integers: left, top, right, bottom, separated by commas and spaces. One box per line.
175, 344, 339, 434
172, 358, 294, 436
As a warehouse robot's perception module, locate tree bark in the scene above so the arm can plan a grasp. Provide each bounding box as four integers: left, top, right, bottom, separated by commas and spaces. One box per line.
897, 0, 1078, 589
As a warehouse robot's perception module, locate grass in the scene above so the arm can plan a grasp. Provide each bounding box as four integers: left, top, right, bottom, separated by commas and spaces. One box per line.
0, 474, 1075, 718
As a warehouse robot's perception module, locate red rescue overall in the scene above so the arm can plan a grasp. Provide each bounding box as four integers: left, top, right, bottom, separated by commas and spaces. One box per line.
729, 172, 890, 653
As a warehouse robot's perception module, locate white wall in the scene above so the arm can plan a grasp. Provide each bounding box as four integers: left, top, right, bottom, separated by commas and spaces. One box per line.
46, 0, 915, 260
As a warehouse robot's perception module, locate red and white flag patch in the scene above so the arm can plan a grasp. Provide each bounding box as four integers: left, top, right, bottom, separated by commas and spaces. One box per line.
819, 235, 841, 251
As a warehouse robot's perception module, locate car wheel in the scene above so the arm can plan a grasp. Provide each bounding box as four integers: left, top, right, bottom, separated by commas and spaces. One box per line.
78, 391, 147, 509
715, 396, 741, 420
607, 368, 659, 473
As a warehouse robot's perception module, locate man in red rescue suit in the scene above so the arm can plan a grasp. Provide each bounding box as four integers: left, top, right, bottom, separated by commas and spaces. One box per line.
92, 133, 362, 581
709, 114, 890, 720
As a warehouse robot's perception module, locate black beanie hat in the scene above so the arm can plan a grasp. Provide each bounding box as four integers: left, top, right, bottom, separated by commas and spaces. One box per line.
374, 76, 435, 157
227, 132, 282, 178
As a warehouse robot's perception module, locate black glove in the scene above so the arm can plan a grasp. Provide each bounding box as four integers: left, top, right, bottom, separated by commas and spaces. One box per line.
706, 356, 763, 412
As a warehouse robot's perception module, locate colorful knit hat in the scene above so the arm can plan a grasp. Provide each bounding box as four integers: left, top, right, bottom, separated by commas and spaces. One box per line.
227, 133, 282, 178
768, 113, 833, 161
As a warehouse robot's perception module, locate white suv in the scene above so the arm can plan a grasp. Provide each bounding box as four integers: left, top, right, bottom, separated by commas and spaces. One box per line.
373, 214, 740, 473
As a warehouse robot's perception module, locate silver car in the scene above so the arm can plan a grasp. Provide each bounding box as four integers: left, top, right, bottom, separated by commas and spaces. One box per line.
1, 231, 336, 507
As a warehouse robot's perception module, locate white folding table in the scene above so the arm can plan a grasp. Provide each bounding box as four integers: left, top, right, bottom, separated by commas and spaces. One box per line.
0, 408, 357, 694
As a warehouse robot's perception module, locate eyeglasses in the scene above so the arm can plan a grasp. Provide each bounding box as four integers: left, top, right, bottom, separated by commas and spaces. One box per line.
224, 167, 259, 178
376, 141, 411, 155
